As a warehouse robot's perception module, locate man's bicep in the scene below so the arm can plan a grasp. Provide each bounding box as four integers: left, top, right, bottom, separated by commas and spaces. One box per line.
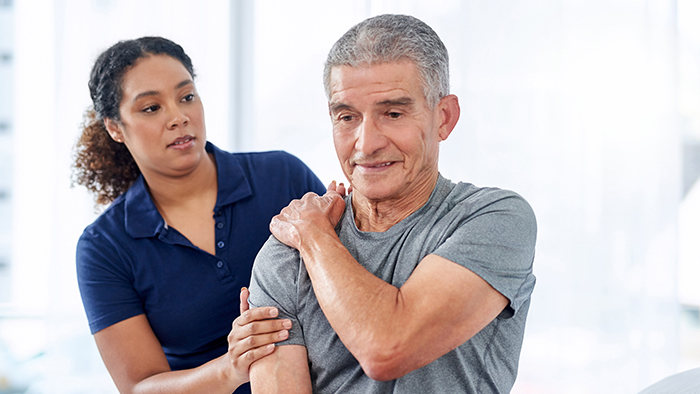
395, 254, 509, 368
432, 192, 537, 314
250, 345, 311, 394
248, 236, 307, 347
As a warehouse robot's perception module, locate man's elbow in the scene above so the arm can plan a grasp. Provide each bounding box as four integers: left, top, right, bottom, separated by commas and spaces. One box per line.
357, 346, 412, 381
360, 361, 404, 382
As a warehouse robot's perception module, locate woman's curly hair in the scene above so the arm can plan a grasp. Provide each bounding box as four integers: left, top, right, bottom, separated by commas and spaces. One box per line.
72, 109, 140, 205
71, 36, 195, 205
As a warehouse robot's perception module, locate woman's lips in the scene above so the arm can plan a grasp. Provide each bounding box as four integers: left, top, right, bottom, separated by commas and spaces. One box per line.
168, 135, 195, 149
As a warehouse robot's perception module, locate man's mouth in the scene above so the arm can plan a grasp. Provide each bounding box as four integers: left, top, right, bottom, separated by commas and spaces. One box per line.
355, 161, 396, 170
367, 162, 393, 168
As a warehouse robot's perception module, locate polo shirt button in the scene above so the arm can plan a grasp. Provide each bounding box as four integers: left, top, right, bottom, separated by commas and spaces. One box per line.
217, 222, 224, 229
217, 241, 225, 248
216, 261, 224, 268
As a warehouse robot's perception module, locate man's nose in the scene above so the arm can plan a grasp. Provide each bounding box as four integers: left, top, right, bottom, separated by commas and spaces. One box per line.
355, 118, 387, 155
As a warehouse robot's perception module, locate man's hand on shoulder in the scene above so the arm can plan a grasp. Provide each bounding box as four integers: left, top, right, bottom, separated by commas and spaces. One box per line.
270, 187, 346, 251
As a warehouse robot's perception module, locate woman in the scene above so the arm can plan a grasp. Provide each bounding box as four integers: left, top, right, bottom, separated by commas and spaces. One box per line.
72, 36, 325, 393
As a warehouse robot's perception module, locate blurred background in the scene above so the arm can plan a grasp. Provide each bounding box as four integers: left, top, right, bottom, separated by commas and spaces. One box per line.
1, 0, 699, 392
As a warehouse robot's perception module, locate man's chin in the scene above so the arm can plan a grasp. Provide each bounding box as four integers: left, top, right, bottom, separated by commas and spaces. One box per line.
351, 185, 398, 203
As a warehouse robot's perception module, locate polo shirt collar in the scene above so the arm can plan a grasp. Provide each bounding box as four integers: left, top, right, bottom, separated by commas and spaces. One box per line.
124, 141, 253, 238
208, 142, 252, 207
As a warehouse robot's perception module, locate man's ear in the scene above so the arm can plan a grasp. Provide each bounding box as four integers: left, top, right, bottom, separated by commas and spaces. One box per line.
436, 94, 460, 141
103, 118, 124, 143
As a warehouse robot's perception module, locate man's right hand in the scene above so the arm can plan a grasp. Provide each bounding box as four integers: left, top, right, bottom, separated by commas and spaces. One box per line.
269, 190, 346, 252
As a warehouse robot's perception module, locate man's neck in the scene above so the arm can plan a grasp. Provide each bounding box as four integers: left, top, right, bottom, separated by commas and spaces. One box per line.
351, 173, 439, 232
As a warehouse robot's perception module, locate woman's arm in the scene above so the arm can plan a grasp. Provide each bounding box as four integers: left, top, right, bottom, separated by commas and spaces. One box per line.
94, 289, 291, 394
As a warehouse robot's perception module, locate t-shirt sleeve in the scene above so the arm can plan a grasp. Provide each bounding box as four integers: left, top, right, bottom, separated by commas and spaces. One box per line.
248, 235, 306, 347
432, 189, 537, 317
76, 228, 145, 334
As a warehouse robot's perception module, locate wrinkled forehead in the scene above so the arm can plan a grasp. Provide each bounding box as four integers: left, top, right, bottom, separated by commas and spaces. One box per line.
328, 61, 428, 106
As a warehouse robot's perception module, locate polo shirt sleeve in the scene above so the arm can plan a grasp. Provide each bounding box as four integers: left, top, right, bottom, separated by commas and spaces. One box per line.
76, 227, 145, 334
431, 189, 537, 318
248, 236, 305, 347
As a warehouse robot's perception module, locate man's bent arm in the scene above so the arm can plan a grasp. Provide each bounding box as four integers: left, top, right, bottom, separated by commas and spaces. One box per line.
296, 226, 509, 381
250, 345, 311, 394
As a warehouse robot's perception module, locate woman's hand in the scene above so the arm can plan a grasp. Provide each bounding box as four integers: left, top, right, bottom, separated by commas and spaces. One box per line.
225, 287, 292, 385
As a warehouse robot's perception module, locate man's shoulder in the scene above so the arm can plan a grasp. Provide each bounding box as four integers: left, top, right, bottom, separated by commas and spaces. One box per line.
427, 178, 537, 251
251, 236, 302, 285
249, 235, 303, 309
255, 235, 299, 264
443, 180, 535, 221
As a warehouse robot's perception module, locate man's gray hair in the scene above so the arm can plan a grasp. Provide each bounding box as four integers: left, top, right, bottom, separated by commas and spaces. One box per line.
323, 14, 450, 108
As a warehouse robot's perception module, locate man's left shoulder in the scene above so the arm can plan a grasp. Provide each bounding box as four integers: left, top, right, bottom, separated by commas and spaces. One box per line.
446, 181, 535, 220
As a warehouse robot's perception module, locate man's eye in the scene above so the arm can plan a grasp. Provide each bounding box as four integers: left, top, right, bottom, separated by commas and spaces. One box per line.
143, 105, 160, 113
388, 112, 402, 119
340, 115, 354, 122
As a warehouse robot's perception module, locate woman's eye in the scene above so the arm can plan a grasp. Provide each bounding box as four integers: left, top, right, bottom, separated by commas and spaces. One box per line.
143, 105, 160, 113
183, 94, 195, 102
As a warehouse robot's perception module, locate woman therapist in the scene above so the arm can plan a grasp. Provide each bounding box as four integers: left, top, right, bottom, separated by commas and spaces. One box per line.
73, 36, 325, 394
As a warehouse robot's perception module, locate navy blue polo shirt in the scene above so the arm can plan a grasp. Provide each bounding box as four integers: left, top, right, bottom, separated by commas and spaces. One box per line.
77, 142, 325, 391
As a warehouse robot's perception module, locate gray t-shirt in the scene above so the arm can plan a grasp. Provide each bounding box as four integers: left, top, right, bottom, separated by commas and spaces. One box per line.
249, 175, 537, 393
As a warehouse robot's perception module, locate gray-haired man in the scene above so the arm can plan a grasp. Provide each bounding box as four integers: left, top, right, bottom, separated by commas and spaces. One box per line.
248, 14, 537, 394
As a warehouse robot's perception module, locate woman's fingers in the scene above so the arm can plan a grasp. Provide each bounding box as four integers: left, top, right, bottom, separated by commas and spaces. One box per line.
237, 329, 290, 353
239, 287, 250, 314
234, 306, 279, 328
227, 308, 292, 372
229, 307, 291, 345
327, 180, 351, 197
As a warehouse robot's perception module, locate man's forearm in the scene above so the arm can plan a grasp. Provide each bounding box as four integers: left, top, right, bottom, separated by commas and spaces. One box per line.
298, 228, 418, 380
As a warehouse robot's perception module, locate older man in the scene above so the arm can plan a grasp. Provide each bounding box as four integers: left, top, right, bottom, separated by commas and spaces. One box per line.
248, 14, 536, 394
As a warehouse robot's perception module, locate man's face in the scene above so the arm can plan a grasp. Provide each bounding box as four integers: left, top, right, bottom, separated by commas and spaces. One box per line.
328, 61, 444, 203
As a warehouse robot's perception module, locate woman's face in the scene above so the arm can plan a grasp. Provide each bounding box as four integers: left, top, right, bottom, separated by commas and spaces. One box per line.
105, 54, 207, 179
